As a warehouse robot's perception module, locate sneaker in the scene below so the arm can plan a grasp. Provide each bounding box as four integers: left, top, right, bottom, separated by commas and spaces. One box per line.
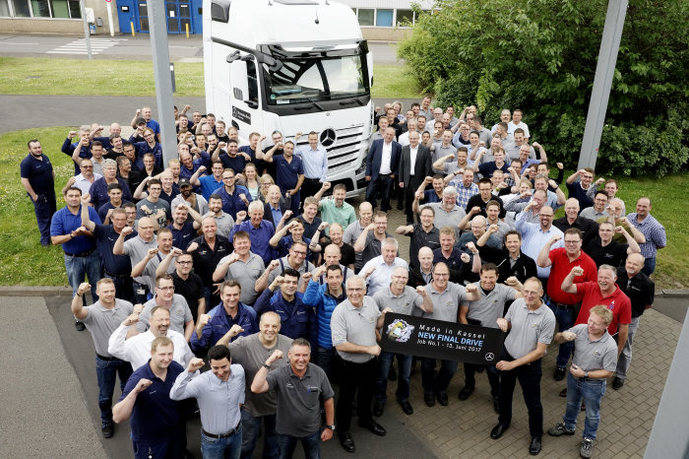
75, 321, 86, 331
553, 367, 566, 381
580, 438, 594, 458
547, 422, 575, 437
612, 377, 624, 390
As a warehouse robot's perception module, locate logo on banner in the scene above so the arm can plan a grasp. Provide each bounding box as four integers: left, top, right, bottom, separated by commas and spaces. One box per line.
386, 318, 415, 343
485, 352, 495, 362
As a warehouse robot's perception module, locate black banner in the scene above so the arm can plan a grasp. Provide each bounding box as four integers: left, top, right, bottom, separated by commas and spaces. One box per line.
380, 313, 505, 365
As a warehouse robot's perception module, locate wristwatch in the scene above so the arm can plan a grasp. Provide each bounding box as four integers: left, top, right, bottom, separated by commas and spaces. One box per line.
326, 424, 336, 431
262, 363, 271, 370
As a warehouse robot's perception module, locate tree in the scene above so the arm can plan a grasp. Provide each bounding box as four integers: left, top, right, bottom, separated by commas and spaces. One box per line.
399, 0, 689, 176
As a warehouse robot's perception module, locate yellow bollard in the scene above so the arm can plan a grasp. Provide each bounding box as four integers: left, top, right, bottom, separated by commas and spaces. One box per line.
130, 21, 135, 37
185, 22, 189, 39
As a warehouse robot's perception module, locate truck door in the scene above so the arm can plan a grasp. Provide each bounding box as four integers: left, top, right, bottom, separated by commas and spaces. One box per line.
229, 57, 261, 133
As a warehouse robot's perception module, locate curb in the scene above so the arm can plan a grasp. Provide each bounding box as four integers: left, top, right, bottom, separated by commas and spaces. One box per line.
657, 289, 689, 298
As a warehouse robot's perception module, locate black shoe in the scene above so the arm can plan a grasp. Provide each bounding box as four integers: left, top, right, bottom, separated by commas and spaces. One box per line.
458, 386, 474, 401
436, 391, 448, 406
553, 367, 566, 381
359, 421, 386, 437
612, 377, 624, 390
102, 423, 114, 438
492, 397, 499, 413
75, 320, 86, 331
424, 391, 435, 407
373, 399, 385, 417
529, 437, 542, 455
339, 432, 355, 453
559, 388, 568, 397
490, 423, 509, 439
398, 399, 414, 415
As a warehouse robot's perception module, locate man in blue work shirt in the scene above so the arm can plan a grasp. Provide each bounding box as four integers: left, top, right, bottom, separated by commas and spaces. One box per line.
191, 280, 258, 355
61, 127, 92, 175
20, 139, 56, 246
229, 201, 275, 266
214, 168, 252, 219
196, 161, 224, 200
51, 186, 102, 330
295, 131, 328, 209
217, 139, 251, 175
254, 268, 315, 341
271, 141, 305, 214
113, 336, 187, 458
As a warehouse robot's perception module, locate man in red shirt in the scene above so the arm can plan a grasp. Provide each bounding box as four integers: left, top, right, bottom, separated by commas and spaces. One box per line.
560, 264, 631, 357
537, 228, 597, 380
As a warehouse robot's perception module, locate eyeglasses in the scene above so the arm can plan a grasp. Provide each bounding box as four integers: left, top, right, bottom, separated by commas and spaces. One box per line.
177, 260, 193, 264
564, 240, 580, 245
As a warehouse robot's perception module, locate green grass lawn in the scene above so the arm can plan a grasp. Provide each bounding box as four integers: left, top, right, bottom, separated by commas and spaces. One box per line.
1, 126, 684, 288
0, 57, 421, 99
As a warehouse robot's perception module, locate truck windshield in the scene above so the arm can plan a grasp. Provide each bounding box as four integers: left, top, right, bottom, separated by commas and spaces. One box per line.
263, 54, 368, 105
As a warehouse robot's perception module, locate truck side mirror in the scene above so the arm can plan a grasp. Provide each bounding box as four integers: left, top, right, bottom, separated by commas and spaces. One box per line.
230, 60, 257, 109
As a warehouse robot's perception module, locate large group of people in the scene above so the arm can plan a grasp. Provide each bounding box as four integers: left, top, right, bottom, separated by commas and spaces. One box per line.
18, 99, 664, 458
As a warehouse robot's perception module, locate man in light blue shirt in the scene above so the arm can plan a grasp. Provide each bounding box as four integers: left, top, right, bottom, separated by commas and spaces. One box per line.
295, 131, 328, 206
515, 202, 564, 281
360, 237, 409, 296
170, 345, 245, 458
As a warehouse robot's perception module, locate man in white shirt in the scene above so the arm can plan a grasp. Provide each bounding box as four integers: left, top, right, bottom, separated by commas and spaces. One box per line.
507, 109, 530, 138
361, 238, 409, 296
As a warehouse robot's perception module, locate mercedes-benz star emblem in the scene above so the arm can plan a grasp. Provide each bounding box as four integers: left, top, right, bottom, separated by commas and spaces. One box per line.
320, 128, 337, 147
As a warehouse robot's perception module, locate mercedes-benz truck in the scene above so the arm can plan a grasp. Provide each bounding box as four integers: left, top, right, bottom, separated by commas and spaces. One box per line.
203, 0, 374, 196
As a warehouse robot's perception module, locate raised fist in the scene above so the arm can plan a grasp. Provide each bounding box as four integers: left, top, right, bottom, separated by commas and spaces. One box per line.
188, 358, 205, 372
228, 324, 245, 337
198, 314, 211, 328
77, 282, 91, 296
135, 378, 152, 393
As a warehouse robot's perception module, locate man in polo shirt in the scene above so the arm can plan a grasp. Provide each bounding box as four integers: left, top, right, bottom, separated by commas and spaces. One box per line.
561, 264, 631, 359
360, 237, 409, 296
565, 168, 595, 210
229, 201, 275, 266
272, 141, 305, 214
196, 161, 223, 200
353, 211, 391, 272
215, 167, 252, 220
113, 217, 157, 304
626, 197, 666, 275
372, 267, 432, 416
537, 228, 597, 381
421, 263, 479, 407
548, 306, 618, 459
458, 264, 519, 409
261, 241, 315, 288
191, 280, 258, 354
188, 217, 233, 307
109, 306, 193, 370
343, 201, 373, 246
170, 346, 245, 458
395, 205, 440, 270
490, 278, 556, 456
415, 186, 466, 238
251, 338, 335, 459
154, 251, 205, 321
330, 275, 388, 452
20, 139, 56, 246
136, 274, 194, 341
554, 198, 599, 245
113, 336, 187, 457
583, 221, 640, 268
51, 186, 102, 330
204, 193, 235, 239
71, 279, 137, 438
613, 253, 654, 389
432, 226, 479, 284
213, 231, 266, 305
318, 183, 357, 234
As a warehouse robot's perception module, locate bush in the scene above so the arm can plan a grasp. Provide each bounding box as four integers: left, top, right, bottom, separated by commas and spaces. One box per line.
399, 0, 689, 176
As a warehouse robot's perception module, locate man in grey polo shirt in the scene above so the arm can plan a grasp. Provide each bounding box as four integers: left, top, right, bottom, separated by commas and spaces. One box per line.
113, 216, 157, 303
547, 305, 618, 459
330, 275, 389, 453
421, 262, 479, 408
458, 263, 518, 408
490, 277, 556, 456
170, 345, 245, 458
136, 274, 194, 341
251, 338, 335, 459
415, 186, 466, 238
213, 231, 266, 305
372, 267, 432, 416
71, 278, 137, 438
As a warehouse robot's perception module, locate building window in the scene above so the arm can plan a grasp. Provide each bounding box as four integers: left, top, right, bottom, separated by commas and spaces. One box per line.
2, 0, 79, 17
396, 9, 414, 27
11, 0, 30, 16
67, 0, 80, 18
31, 0, 50, 17
0, 0, 10, 16
50, 0, 70, 18
375, 9, 393, 27
357, 8, 374, 26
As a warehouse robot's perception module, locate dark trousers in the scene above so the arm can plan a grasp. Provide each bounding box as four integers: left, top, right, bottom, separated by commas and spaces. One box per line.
315, 346, 339, 384
106, 273, 135, 304
375, 352, 412, 402
32, 193, 56, 245
421, 358, 458, 394
301, 178, 322, 203
464, 363, 500, 397
95, 356, 132, 427
365, 174, 394, 211
497, 350, 543, 438
286, 190, 301, 214
336, 357, 377, 432
549, 302, 577, 368
403, 178, 423, 224
132, 425, 187, 459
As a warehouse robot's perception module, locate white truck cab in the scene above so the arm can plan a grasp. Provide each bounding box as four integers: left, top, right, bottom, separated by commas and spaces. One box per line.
203, 0, 374, 196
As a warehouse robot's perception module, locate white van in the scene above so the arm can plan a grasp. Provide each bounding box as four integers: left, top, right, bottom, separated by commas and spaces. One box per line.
203, 0, 374, 195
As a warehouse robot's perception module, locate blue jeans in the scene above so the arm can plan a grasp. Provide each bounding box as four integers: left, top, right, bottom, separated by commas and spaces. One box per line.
563, 373, 606, 440
642, 257, 656, 276
421, 358, 458, 394
201, 426, 242, 459
64, 251, 100, 300
277, 431, 321, 459
549, 302, 576, 369
95, 356, 132, 427
375, 352, 412, 402
240, 409, 278, 459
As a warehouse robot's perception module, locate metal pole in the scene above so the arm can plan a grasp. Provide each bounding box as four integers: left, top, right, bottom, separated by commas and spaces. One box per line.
146, 0, 177, 168
106, 1, 115, 37
79, 0, 92, 59
577, 0, 628, 170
